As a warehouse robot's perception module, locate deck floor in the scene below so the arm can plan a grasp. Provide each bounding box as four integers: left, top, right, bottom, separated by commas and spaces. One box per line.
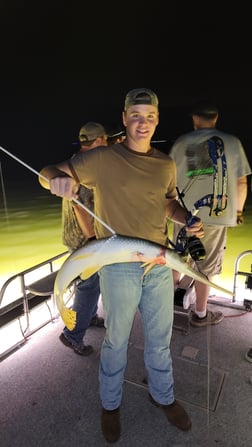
1, 297, 252, 447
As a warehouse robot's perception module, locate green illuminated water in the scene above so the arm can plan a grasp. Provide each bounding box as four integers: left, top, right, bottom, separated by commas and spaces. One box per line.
1, 181, 252, 293
0, 183, 65, 288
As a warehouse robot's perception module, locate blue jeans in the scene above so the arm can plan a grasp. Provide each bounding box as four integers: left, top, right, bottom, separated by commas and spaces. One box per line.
63, 272, 100, 345
99, 262, 174, 410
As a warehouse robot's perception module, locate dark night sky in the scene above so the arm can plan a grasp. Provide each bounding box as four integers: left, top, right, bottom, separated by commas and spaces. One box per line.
0, 1, 251, 186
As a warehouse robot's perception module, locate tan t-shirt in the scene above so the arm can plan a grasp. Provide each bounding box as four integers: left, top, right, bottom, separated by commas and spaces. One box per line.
70, 142, 177, 246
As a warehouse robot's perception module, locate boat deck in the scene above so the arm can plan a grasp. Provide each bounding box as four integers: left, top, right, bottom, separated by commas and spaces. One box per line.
1, 294, 252, 447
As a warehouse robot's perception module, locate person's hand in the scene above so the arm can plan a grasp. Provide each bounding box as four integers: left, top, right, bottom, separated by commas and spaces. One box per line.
50, 176, 79, 200
185, 217, 204, 238
236, 211, 244, 225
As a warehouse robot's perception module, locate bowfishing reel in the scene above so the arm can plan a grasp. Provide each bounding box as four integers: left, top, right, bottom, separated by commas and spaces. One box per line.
174, 188, 206, 262
175, 213, 206, 262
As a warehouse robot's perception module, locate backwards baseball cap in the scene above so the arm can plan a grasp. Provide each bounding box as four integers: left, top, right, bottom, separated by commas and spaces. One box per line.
79, 122, 106, 143
191, 100, 219, 118
124, 88, 159, 110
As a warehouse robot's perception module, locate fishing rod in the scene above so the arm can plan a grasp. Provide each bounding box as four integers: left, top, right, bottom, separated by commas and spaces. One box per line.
0, 145, 116, 235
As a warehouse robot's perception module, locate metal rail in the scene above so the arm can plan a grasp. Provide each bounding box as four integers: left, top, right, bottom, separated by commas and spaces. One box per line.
0, 251, 69, 360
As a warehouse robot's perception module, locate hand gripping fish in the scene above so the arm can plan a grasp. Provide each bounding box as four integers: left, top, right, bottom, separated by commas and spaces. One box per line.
54, 234, 234, 330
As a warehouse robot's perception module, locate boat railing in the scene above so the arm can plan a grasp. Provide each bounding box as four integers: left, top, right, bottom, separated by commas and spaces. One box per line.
0, 251, 71, 361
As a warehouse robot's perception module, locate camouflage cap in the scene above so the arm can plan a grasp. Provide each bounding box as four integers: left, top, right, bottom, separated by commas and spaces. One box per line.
124, 88, 159, 110
79, 122, 106, 143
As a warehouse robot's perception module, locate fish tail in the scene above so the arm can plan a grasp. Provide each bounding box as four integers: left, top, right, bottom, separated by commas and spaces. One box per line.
60, 307, 77, 330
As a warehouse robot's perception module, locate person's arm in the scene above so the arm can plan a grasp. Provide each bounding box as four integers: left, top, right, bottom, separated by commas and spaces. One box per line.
73, 204, 95, 239
236, 176, 248, 224
39, 161, 79, 200
237, 176, 248, 212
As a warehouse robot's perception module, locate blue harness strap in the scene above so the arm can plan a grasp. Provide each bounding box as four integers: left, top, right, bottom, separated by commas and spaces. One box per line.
207, 136, 228, 216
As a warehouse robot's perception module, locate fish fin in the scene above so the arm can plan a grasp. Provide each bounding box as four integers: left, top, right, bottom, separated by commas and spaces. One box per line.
141, 256, 166, 275
55, 288, 77, 330
61, 307, 77, 330
80, 265, 100, 280
73, 253, 93, 261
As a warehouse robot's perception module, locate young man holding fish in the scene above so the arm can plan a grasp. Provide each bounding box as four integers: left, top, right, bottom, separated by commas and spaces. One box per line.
39, 88, 204, 443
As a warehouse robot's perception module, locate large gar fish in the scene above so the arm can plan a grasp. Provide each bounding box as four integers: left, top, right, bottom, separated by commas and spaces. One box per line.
54, 234, 234, 330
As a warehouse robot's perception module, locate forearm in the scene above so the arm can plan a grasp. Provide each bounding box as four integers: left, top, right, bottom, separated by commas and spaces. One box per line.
39, 166, 67, 189
166, 199, 187, 226
237, 176, 248, 211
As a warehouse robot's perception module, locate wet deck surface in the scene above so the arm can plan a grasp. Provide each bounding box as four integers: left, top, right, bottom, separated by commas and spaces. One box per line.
1, 297, 252, 447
